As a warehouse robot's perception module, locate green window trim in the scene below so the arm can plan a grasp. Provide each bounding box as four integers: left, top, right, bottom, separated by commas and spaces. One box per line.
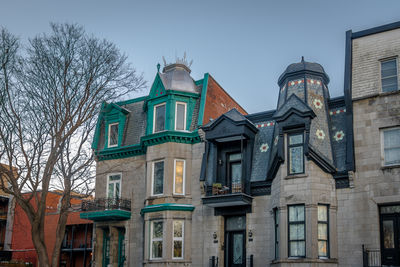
141, 203, 195, 215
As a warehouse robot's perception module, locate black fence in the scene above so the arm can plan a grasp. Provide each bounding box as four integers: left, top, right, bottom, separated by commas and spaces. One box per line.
362, 245, 381, 267
209, 255, 253, 267
81, 198, 131, 211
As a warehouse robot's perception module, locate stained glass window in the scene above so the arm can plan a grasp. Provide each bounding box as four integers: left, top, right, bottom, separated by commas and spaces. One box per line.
153, 161, 164, 195
288, 205, 305, 257
173, 220, 184, 259
151, 221, 163, 259
174, 160, 185, 195
318, 205, 329, 258
288, 133, 304, 174
108, 123, 119, 147
175, 102, 186, 131
154, 103, 166, 133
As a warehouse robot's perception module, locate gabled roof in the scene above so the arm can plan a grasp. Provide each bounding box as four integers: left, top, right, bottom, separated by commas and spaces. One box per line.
273, 94, 315, 121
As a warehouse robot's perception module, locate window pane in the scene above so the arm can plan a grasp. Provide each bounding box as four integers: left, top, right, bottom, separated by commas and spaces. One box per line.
109, 174, 121, 181
173, 240, 182, 258
174, 161, 184, 194
153, 222, 163, 238
289, 146, 303, 174
318, 205, 328, 221
155, 104, 166, 132
233, 233, 243, 264
176, 103, 185, 130
318, 241, 328, 257
152, 241, 163, 258
226, 216, 246, 231
290, 224, 304, 240
384, 129, 400, 165
381, 60, 397, 77
109, 124, 118, 146
383, 220, 395, 249
115, 182, 120, 198
318, 224, 328, 240
381, 60, 398, 92
289, 134, 303, 145
289, 206, 304, 222
173, 221, 183, 238
153, 161, 164, 195
229, 153, 242, 161
382, 77, 398, 92
108, 183, 114, 198
290, 241, 305, 257
385, 148, 400, 165
380, 205, 400, 214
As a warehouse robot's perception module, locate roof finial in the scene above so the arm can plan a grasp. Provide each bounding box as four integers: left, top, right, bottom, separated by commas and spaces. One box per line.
301, 56, 304, 62
157, 63, 160, 72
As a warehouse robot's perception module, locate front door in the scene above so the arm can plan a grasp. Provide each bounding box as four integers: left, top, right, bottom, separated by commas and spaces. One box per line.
225, 216, 246, 267
380, 205, 400, 266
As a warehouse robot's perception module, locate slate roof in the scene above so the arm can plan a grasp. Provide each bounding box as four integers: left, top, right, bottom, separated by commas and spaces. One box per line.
120, 101, 147, 146
278, 58, 330, 85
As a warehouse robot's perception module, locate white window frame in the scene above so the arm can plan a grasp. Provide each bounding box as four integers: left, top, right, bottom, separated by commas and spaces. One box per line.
381, 127, 400, 166
172, 220, 184, 260
107, 122, 119, 148
380, 57, 398, 93
153, 103, 166, 133
151, 160, 164, 196
174, 102, 187, 131
106, 173, 122, 199
150, 220, 163, 260
173, 159, 186, 195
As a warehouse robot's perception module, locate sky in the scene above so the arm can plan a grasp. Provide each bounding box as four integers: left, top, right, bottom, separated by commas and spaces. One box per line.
1, 0, 400, 114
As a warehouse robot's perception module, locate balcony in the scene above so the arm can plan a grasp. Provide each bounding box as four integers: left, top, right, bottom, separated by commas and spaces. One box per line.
80, 198, 131, 222
61, 238, 92, 251
202, 182, 253, 208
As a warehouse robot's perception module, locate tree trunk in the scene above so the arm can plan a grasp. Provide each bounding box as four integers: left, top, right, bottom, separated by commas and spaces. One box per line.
51, 194, 70, 267
31, 220, 50, 267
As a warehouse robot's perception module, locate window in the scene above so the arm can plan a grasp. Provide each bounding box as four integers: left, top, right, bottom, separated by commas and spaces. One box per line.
175, 102, 187, 131
154, 103, 166, 133
150, 221, 163, 259
228, 153, 242, 193
288, 205, 305, 257
173, 159, 185, 195
107, 174, 121, 199
288, 133, 304, 175
382, 127, 400, 166
274, 208, 280, 259
318, 205, 329, 258
381, 59, 398, 92
152, 161, 164, 195
173, 220, 184, 259
108, 123, 119, 147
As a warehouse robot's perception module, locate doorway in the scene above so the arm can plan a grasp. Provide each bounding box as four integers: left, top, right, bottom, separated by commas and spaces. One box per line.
380, 205, 400, 266
225, 215, 246, 267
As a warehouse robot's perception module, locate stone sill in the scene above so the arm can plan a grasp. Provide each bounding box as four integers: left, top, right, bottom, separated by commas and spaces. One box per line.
381, 164, 400, 170
272, 258, 338, 264
285, 173, 308, 180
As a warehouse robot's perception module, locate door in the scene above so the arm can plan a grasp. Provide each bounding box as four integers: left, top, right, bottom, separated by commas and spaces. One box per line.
118, 229, 126, 267
225, 216, 246, 267
380, 205, 400, 266
102, 229, 110, 267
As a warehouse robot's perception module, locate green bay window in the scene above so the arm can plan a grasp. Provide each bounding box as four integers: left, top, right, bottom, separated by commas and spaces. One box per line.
318, 205, 329, 258
288, 205, 305, 257
175, 102, 187, 131
154, 103, 166, 133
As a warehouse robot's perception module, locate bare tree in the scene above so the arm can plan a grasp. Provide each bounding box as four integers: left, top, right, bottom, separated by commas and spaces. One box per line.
0, 23, 145, 267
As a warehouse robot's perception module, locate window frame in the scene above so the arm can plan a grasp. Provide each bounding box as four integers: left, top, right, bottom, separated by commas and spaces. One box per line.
173, 159, 186, 195
175, 102, 187, 131
151, 160, 164, 196
172, 220, 184, 260
381, 127, 400, 167
107, 122, 119, 148
274, 208, 280, 260
318, 204, 330, 259
153, 103, 166, 133
106, 173, 122, 199
380, 58, 398, 93
150, 220, 163, 260
287, 132, 305, 175
288, 204, 306, 258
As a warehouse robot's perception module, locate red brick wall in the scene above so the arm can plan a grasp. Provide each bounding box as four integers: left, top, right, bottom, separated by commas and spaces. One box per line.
11, 192, 92, 266
202, 75, 247, 125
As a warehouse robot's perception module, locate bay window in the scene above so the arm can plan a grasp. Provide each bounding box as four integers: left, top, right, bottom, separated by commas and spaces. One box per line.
173, 159, 185, 195
318, 205, 329, 258
288, 205, 305, 257
152, 161, 164, 195
154, 103, 166, 133
151, 221, 163, 259
172, 220, 184, 259
175, 102, 187, 131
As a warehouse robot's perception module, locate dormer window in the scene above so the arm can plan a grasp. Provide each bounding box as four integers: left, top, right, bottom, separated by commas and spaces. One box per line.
175, 102, 187, 131
288, 133, 304, 175
108, 123, 119, 148
154, 103, 166, 133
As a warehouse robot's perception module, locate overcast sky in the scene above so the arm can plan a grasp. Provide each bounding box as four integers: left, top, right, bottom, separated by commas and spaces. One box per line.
2, 0, 400, 113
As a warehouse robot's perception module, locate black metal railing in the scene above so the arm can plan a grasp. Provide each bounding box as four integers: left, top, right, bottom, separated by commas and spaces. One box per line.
206, 182, 249, 196
247, 254, 254, 267
62, 238, 92, 250
362, 245, 381, 267
209, 256, 218, 267
81, 198, 131, 212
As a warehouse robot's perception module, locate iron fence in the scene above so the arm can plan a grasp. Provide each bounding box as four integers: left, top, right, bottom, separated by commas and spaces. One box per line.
81, 198, 131, 211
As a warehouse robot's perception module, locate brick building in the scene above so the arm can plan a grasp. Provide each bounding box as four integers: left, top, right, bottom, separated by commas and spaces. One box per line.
11, 191, 93, 267
82, 21, 400, 267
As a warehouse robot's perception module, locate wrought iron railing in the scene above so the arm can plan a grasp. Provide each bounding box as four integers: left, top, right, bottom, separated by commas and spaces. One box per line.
362, 245, 381, 267
81, 198, 131, 212
247, 254, 254, 267
209, 256, 218, 267
206, 182, 248, 196
62, 238, 92, 250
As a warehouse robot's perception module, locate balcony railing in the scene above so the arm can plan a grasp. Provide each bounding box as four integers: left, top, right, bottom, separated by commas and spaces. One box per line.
81, 198, 131, 212
362, 245, 381, 267
62, 238, 92, 250
206, 182, 248, 196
